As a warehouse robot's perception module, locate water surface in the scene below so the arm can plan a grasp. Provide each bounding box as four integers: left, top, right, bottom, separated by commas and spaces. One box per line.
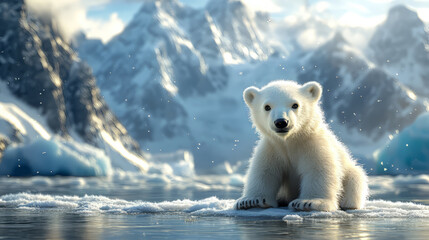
1, 174, 429, 239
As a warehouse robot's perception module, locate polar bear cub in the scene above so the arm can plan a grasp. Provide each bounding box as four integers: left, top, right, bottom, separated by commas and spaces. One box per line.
235, 80, 368, 211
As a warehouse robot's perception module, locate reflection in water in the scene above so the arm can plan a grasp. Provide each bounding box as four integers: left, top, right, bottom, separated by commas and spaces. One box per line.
0, 210, 50, 239
0, 210, 105, 239
234, 218, 344, 240
2, 209, 429, 239
235, 218, 429, 240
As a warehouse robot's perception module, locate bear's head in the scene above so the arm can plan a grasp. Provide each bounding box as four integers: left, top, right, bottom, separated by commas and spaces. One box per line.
243, 80, 323, 140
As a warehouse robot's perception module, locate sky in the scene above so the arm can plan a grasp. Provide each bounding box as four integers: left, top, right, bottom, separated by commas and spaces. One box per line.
26, 0, 429, 44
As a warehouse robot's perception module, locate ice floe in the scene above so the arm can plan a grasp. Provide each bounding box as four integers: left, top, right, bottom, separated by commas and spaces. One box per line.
1, 193, 428, 221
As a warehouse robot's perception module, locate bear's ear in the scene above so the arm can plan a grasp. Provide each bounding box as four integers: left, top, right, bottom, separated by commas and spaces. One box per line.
301, 81, 322, 102
243, 86, 260, 106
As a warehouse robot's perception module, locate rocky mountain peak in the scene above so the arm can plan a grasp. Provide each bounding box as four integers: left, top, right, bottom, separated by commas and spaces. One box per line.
369, 5, 427, 65
0, 0, 146, 171
369, 5, 429, 96
386, 5, 422, 28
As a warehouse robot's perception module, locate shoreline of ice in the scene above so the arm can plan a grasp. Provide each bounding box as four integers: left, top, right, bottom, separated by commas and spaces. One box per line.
1, 192, 428, 221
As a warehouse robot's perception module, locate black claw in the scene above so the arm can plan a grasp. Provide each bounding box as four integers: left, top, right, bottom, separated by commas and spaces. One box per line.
297, 203, 301, 208
292, 203, 295, 207
308, 203, 312, 207
256, 199, 259, 204
263, 199, 266, 204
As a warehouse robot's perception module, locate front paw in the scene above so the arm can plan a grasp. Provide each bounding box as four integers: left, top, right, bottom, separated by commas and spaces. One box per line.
234, 197, 277, 210
289, 198, 337, 212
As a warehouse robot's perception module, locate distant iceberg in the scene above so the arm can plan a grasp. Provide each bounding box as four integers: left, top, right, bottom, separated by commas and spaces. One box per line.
0, 137, 112, 176
0, 136, 197, 177
375, 112, 429, 174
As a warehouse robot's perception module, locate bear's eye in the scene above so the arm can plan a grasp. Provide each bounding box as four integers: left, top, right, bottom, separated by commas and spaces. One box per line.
292, 103, 299, 109
264, 105, 271, 111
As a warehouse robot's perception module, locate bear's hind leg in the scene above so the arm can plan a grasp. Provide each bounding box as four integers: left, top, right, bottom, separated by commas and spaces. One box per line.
340, 166, 368, 210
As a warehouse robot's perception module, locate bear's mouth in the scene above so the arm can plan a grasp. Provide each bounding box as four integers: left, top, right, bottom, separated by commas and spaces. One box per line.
275, 129, 289, 134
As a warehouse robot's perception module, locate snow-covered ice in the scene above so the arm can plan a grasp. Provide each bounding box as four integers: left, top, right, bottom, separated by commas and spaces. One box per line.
1, 192, 428, 221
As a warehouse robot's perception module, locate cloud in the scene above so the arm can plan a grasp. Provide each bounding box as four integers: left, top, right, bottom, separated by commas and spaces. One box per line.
243, 0, 285, 13
416, 8, 429, 23
244, 0, 308, 14
338, 12, 384, 28
297, 28, 332, 50
84, 13, 125, 43
25, 0, 125, 43
312, 1, 331, 13
272, 0, 384, 51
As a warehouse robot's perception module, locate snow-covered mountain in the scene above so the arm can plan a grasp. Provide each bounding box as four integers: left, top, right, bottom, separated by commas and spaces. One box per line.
76, 1, 428, 173
190, 0, 274, 64
298, 33, 426, 159
369, 5, 429, 97
76, 0, 276, 172
0, 0, 148, 175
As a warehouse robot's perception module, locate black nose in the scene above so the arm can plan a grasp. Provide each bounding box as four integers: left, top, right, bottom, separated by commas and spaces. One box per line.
274, 118, 289, 129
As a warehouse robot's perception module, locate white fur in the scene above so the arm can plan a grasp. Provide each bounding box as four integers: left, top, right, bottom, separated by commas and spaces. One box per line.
235, 80, 368, 212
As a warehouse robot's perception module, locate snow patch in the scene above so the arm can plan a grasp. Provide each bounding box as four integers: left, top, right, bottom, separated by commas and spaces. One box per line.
0, 84, 52, 141
99, 130, 148, 172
